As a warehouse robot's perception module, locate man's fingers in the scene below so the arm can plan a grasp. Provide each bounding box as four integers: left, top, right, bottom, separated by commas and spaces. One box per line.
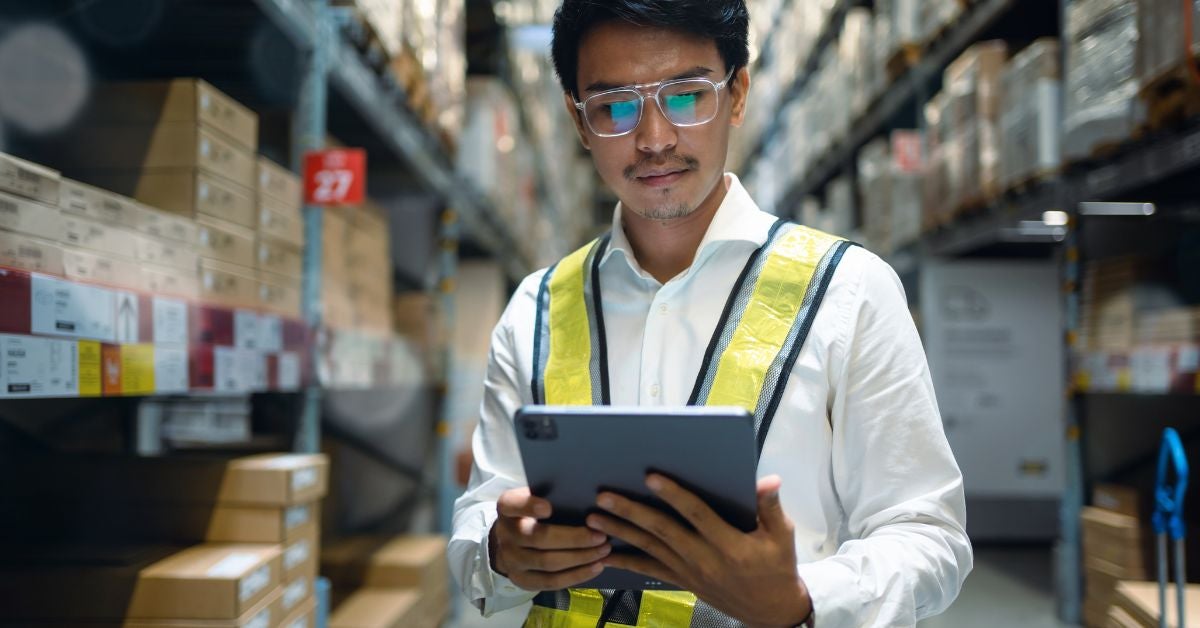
602, 553, 683, 588
586, 513, 689, 574
756, 475, 788, 531
515, 561, 605, 591
510, 517, 607, 550
514, 544, 612, 573
497, 487, 551, 519
646, 473, 737, 545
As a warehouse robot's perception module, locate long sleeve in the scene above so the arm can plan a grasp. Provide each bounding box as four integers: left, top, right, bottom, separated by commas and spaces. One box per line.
447, 278, 542, 616
795, 254, 973, 628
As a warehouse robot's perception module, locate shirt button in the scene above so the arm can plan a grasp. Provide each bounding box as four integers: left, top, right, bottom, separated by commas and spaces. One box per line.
659, 303, 669, 315
650, 384, 661, 397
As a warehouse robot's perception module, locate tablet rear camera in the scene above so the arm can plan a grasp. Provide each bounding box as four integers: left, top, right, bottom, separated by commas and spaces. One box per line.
521, 417, 558, 441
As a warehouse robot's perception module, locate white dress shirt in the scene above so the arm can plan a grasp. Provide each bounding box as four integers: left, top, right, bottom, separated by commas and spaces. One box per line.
449, 174, 973, 627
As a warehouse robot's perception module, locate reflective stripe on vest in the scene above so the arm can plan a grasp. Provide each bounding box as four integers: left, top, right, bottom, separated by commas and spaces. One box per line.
527, 221, 853, 628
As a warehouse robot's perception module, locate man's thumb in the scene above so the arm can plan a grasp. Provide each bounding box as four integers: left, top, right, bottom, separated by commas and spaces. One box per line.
757, 475, 786, 526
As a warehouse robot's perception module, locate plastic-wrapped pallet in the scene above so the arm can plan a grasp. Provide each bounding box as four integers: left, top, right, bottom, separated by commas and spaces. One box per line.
922, 91, 955, 229
1064, 0, 1143, 161
877, 0, 923, 58
858, 132, 924, 256
858, 139, 891, 255
944, 41, 1008, 210
825, 175, 855, 238
872, 10, 894, 100
1000, 39, 1063, 190
889, 131, 925, 249
1135, 0, 1200, 91
842, 8, 876, 117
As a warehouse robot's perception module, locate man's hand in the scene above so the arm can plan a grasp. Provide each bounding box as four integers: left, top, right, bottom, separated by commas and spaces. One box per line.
490, 487, 612, 591
588, 475, 812, 628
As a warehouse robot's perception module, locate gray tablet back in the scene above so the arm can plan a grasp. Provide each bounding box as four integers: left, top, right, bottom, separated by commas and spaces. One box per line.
513, 406, 758, 590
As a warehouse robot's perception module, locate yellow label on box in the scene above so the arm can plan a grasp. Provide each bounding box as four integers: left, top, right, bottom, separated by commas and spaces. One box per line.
78, 340, 102, 397
120, 344, 156, 395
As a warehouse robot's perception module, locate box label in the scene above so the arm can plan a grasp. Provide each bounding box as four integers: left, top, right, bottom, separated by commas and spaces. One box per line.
278, 352, 301, 390
154, 346, 189, 394
258, 314, 283, 352
0, 334, 78, 397
285, 504, 310, 530
77, 340, 101, 397
284, 539, 310, 571
31, 274, 117, 342
291, 467, 318, 493
114, 291, 140, 344
235, 310, 260, 349
283, 577, 308, 611
119, 344, 156, 395
214, 347, 266, 393
240, 564, 272, 603
152, 297, 188, 345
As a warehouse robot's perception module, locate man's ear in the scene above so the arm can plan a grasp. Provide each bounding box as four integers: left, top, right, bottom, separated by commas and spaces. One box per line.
729, 67, 751, 128
563, 92, 591, 150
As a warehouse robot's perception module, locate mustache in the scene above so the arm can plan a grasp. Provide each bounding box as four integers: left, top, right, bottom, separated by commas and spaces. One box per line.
624, 154, 700, 180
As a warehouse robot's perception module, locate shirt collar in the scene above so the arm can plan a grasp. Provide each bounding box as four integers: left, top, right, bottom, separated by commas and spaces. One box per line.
602, 173, 776, 272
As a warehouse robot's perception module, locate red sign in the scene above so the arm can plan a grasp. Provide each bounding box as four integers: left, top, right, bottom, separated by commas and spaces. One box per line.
303, 148, 366, 206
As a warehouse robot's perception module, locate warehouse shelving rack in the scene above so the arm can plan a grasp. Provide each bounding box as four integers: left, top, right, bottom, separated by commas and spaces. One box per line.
740, 0, 1200, 623
0, 0, 528, 551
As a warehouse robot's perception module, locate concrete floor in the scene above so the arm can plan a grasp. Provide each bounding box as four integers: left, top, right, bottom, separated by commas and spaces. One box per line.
448, 545, 1073, 628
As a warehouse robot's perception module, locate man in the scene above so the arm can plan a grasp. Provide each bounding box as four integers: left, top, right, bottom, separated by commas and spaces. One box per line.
449, 1, 973, 626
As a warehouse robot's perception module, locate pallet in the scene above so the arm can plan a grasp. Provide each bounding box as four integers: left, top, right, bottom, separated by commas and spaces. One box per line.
1138, 60, 1200, 133
887, 43, 923, 83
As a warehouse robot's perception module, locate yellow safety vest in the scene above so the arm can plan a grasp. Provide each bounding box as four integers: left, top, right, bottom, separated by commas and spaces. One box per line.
525, 220, 853, 628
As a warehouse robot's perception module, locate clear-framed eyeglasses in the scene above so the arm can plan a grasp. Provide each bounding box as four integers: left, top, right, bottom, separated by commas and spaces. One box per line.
573, 67, 738, 138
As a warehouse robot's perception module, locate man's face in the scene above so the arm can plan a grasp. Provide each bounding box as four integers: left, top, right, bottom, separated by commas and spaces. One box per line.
567, 21, 749, 222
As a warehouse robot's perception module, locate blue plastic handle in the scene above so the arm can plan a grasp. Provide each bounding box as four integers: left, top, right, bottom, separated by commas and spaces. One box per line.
1153, 427, 1189, 539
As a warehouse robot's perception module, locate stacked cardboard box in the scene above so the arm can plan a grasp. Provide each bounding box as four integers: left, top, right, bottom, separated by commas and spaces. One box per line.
1, 452, 326, 627
321, 203, 393, 333
1000, 39, 1063, 190
1109, 580, 1200, 627
0, 151, 202, 299
857, 131, 924, 255
256, 158, 305, 319
40, 79, 263, 310
323, 534, 451, 628
942, 41, 1008, 211
1135, 0, 1200, 92
1082, 483, 1150, 627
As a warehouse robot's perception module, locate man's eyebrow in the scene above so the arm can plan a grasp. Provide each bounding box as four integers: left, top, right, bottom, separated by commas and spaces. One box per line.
583, 66, 716, 94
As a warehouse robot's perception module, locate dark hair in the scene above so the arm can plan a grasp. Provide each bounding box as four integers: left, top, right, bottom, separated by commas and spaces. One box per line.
551, 0, 750, 99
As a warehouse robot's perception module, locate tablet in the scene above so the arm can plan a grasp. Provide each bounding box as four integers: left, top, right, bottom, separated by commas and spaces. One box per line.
513, 405, 758, 590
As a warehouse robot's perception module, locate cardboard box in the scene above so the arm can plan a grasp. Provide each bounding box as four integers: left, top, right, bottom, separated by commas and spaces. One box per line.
61, 213, 142, 259
136, 206, 199, 246
86, 79, 259, 151
123, 586, 284, 627
59, 178, 143, 228
1114, 580, 1200, 627
141, 263, 200, 299
137, 235, 199, 273
321, 535, 448, 594
257, 237, 303, 279
201, 501, 319, 544
258, 157, 302, 208
258, 201, 305, 248
0, 231, 64, 275
1094, 484, 1141, 519
0, 190, 63, 241
61, 124, 257, 189
62, 246, 142, 290
259, 270, 303, 319
197, 216, 257, 267
279, 595, 317, 628
1082, 506, 1148, 579
200, 259, 260, 309
329, 590, 424, 628
0, 544, 279, 621
0, 151, 60, 206
81, 170, 257, 229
